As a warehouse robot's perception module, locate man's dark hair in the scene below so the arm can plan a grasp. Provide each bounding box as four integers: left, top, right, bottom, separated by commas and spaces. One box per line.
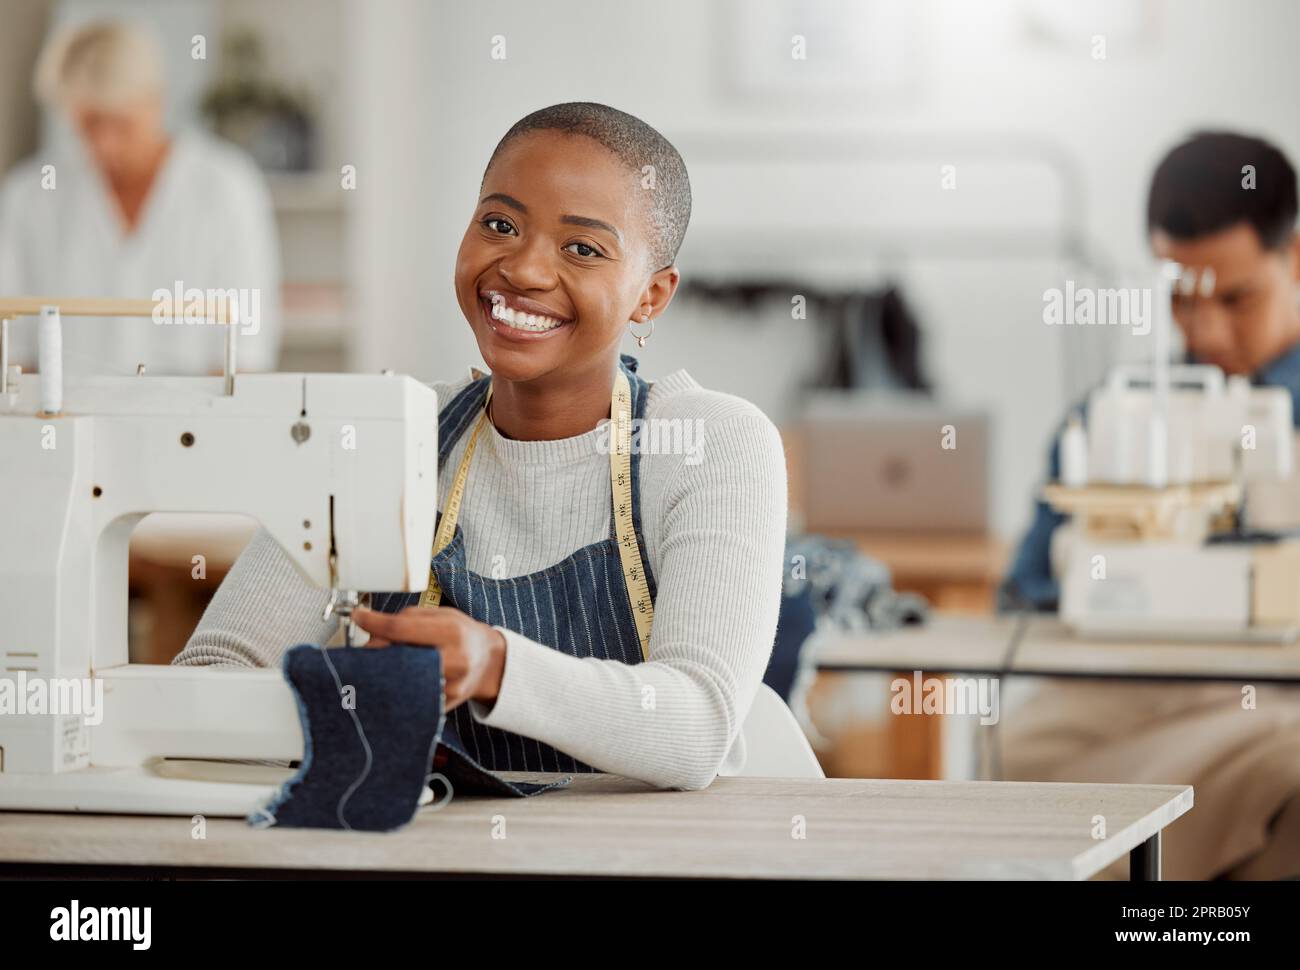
1147, 131, 1298, 250
483, 102, 691, 272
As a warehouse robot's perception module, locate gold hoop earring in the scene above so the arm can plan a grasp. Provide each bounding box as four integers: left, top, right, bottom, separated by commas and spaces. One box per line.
628, 314, 654, 349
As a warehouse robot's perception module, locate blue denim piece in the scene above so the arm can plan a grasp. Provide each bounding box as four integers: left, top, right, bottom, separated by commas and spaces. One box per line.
253, 644, 569, 832
766, 581, 816, 702
366, 353, 658, 774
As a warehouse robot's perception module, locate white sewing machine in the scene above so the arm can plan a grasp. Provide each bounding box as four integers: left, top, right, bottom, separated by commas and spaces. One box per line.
0, 298, 438, 814
1044, 263, 1300, 642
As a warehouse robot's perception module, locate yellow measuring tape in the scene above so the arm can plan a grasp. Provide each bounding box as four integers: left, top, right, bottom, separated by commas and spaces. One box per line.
420, 368, 654, 660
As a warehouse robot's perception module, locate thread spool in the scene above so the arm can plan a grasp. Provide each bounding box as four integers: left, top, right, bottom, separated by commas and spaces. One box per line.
38, 305, 63, 415
1060, 414, 1088, 487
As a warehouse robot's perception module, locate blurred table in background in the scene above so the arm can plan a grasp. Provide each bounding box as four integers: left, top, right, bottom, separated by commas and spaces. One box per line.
128, 514, 258, 665
811, 528, 1007, 614
782, 425, 1008, 780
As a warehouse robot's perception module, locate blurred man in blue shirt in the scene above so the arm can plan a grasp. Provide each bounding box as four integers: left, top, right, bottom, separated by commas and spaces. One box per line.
999, 132, 1300, 880
1003, 132, 1300, 611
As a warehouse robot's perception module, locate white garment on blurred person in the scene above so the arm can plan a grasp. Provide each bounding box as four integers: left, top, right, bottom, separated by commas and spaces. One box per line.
0, 126, 281, 376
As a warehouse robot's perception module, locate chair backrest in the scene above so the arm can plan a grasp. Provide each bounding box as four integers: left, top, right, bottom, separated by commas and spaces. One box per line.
736, 683, 825, 779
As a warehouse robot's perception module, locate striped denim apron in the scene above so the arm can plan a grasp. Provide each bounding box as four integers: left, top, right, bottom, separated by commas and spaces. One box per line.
372, 353, 658, 773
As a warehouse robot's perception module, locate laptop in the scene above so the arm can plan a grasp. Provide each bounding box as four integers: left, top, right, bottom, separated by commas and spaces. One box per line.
799, 392, 991, 534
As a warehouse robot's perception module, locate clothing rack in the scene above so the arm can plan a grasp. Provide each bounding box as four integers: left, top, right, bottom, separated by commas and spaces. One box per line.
669, 129, 1111, 403
672, 130, 1093, 264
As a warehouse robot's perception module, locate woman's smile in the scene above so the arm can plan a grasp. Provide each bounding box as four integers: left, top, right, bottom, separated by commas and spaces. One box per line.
479, 289, 575, 342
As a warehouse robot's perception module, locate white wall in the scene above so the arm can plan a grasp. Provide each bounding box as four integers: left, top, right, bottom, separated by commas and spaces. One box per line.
344, 0, 1300, 538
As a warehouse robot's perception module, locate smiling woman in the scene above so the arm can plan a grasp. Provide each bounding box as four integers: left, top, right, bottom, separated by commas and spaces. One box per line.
175, 103, 790, 792
453, 106, 691, 441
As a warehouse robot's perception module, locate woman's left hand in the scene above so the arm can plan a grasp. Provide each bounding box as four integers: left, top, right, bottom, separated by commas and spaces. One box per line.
352, 605, 507, 710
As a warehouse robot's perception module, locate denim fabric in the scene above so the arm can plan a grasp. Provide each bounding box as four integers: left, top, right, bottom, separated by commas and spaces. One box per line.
999, 343, 1300, 612
369, 353, 657, 774
435, 712, 571, 798
253, 644, 443, 831
998, 427, 1070, 613
253, 644, 569, 832
766, 581, 816, 702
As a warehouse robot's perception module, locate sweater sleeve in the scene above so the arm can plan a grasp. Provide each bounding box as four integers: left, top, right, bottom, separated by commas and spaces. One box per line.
466, 407, 789, 790
172, 527, 338, 668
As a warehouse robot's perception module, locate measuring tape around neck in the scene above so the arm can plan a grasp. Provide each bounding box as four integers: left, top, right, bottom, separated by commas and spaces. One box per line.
420, 368, 654, 660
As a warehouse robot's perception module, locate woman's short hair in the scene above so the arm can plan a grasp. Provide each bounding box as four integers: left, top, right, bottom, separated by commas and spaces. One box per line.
33, 20, 165, 111
484, 102, 692, 273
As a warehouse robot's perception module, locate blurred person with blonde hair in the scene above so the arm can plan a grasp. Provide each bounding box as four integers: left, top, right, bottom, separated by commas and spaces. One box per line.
0, 19, 280, 375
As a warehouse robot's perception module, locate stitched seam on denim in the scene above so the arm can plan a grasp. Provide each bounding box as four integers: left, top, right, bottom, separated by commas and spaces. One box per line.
314, 646, 375, 830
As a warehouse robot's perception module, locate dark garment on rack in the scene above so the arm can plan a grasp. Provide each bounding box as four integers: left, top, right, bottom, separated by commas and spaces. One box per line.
680, 278, 930, 392
820, 287, 930, 392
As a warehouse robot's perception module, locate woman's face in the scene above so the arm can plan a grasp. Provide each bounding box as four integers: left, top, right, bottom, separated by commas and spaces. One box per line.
455, 130, 673, 384
68, 96, 165, 183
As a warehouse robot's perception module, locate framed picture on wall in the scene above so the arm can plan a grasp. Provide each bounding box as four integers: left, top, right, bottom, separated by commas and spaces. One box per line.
1018, 0, 1164, 52
720, 0, 919, 103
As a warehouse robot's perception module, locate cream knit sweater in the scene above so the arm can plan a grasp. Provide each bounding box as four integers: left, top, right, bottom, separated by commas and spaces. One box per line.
174, 366, 789, 790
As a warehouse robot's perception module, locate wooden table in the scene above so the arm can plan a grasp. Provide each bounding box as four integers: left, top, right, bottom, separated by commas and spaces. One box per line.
813, 529, 1008, 614
787, 530, 1007, 779
811, 615, 1016, 779
815, 614, 1300, 684
815, 613, 1300, 781
0, 774, 1191, 880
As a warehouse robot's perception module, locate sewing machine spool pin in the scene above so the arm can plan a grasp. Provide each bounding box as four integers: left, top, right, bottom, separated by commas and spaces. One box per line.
0, 317, 9, 395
